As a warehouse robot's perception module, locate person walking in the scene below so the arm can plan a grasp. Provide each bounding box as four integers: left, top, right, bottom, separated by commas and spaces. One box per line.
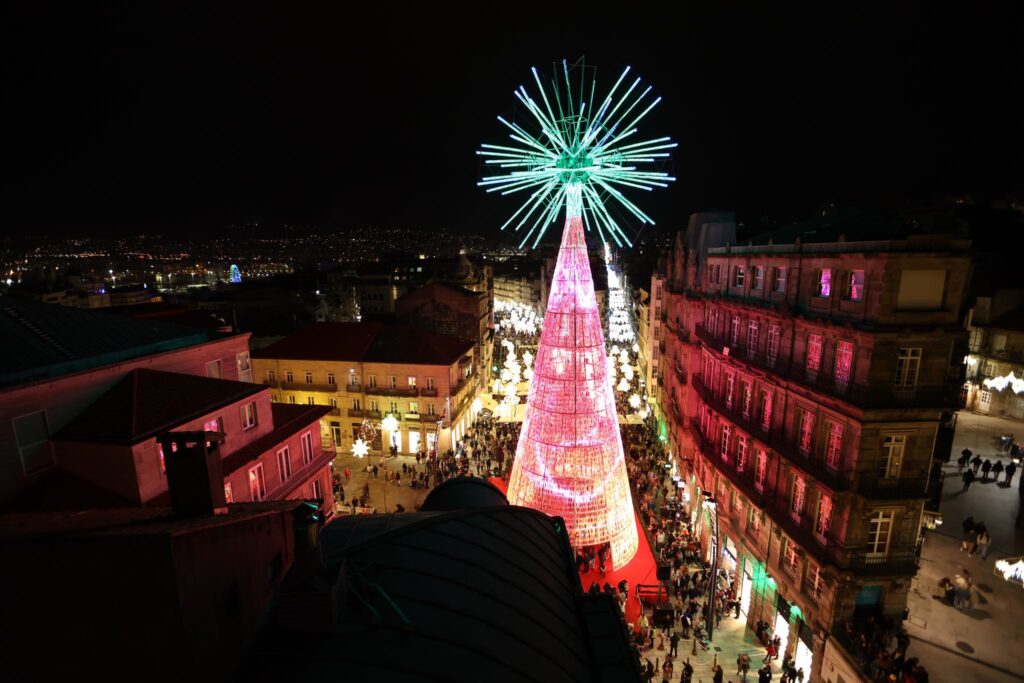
660, 658, 673, 683
961, 468, 974, 492
981, 459, 992, 481
958, 448, 971, 471
977, 529, 992, 559
992, 460, 1004, 481
712, 663, 724, 683
669, 630, 680, 658
759, 663, 773, 683
738, 653, 751, 682
681, 659, 694, 683
971, 454, 983, 474
1006, 461, 1017, 485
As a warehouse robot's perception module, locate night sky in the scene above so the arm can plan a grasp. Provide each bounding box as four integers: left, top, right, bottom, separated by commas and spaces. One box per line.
3, 4, 1022, 238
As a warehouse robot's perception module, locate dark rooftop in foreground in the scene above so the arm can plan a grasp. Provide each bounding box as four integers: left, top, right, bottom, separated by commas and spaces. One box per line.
242, 478, 640, 682
0, 295, 214, 388
252, 321, 475, 365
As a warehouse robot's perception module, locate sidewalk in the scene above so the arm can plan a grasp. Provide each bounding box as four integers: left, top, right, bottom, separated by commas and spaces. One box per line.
903, 409, 1024, 683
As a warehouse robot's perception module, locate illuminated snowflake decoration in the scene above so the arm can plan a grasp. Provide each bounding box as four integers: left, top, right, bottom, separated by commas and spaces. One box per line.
351, 439, 370, 458
478, 60, 675, 248
381, 414, 399, 433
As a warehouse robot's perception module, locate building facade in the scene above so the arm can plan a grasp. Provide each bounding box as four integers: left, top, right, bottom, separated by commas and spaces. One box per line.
659, 227, 970, 681
963, 292, 1024, 420
252, 322, 478, 456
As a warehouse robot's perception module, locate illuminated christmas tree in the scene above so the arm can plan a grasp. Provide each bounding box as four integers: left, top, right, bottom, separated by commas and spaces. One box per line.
479, 60, 674, 567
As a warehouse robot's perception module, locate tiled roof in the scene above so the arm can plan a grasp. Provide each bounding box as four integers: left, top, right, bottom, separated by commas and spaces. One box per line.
0, 470, 139, 513
220, 403, 331, 476
0, 296, 213, 388
252, 322, 474, 365
55, 369, 264, 445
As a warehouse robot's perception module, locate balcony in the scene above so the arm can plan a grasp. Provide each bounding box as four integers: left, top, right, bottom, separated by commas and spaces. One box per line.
347, 408, 365, 418
690, 418, 768, 509
694, 324, 963, 410
346, 382, 362, 392
281, 381, 337, 393
855, 476, 929, 499
419, 386, 438, 397
665, 320, 690, 344
846, 549, 919, 575
365, 385, 418, 397
404, 412, 421, 421
673, 362, 687, 385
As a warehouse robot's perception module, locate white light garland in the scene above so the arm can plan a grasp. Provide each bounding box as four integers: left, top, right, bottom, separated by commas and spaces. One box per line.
984, 372, 1024, 394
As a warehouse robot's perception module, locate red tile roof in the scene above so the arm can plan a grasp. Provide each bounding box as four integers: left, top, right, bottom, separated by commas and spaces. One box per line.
55, 369, 264, 445
252, 322, 474, 365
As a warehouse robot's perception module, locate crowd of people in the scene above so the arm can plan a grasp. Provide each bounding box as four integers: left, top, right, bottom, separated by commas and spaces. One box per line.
957, 446, 1018, 491
836, 617, 929, 683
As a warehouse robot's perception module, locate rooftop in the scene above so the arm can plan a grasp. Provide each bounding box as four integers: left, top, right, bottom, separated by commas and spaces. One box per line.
220, 403, 331, 476
252, 322, 475, 365
55, 368, 264, 445
984, 305, 1024, 332
0, 296, 214, 388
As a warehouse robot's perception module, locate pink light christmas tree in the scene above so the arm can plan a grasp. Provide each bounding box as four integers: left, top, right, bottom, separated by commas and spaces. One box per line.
478, 61, 675, 568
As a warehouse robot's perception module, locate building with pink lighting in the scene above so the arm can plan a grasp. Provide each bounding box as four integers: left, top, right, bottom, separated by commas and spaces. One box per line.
656, 210, 971, 681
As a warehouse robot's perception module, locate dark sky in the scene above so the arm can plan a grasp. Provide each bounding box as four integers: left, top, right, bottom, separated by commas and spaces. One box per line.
3, 4, 1022, 238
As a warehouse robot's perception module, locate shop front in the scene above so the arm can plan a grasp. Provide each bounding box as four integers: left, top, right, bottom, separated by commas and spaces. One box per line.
794, 621, 814, 679
774, 595, 792, 657
739, 557, 754, 617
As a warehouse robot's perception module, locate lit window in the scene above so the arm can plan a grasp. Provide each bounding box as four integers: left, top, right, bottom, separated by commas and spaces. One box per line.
746, 321, 759, 359
241, 402, 258, 430
799, 410, 814, 454
834, 340, 853, 393
760, 390, 773, 431
202, 417, 222, 434
736, 436, 748, 472
752, 266, 765, 290
749, 507, 762, 534
784, 539, 801, 575
407, 376, 417, 387
816, 494, 833, 537
792, 476, 806, 517
236, 352, 251, 382
755, 448, 767, 489
248, 464, 266, 501
427, 403, 436, 416
731, 315, 742, 345
806, 334, 823, 379
157, 440, 178, 475
725, 373, 736, 408
807, 563, 824, 600
867, 510, 895, 556
817, 269, 832, 297
825, 421, 843, 469
301, 432, 314, 465
721, 424, 731, 460
880, 434, 905, 478
224, 482, 233, 504
277, 447, 292, 482
389, 376, 397, 389
741, 381, 752, 419
767, 325, 781, 366
733, 266, 745, 288
847, 270, 865, 301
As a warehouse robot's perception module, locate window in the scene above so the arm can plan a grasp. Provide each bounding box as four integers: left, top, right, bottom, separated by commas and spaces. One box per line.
367, 374, 377, 388
267, 370, 276, 383
825, 421, 843, 469
288, 395, 296, 404
799, 410, 814, 454
721, 424, 732, 460
783, 539, 801, 575
867, 510, 895, 556
816, 494, 833, 537
277, 447, 292, 482
807, 564, 824, 600
427, 403, 436, 416
327, 372, 335, 385
426, 377, 435, 389
772, 267, 786, 293
731, 315, 742, 346
741, 381, 753, 419
407, 376, 417, 387
755, 448, 767, 490
791, 476, 806, 517
206, 360, 222, 379
301, 432, 314, 465
806, 334, 823, 380
834, 340, 853, 393
846, 270, 865, 301
725, 372, 736, 408
880, 434, 905, 478
369, 400, 379, 412
329, 397, 337, 408
305, 372, 313, 384
307, 397, 315, 405
409, 402, 419, 414
157, 440, 177, 475
248, 464, 267, 501
388, 376, 397, 389
224, 482, 234, 504
767, 325, 781, 366
895, 348, 921, 391
733, 266, 745, 288
352, 398, 361, 411
752, 266, 765, 290
389, 401, 399, 414
746, 321, 759, 359
816, 269, 832, 297
13, 411, 53, 474
241, 402, 258, 430
760, 390, 773, 431
749, 507, 762, 534
236, 352, 252, 382
311, 478, 323, 500
286, 371, 294, 383
736, 436, 748, 472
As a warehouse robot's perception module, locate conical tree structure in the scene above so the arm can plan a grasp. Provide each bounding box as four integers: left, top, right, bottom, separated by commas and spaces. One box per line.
507, 212, 638, 568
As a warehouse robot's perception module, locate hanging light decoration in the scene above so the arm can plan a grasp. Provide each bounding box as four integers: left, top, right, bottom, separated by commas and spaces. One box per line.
629, 394, 642, 409
381, 414, 399, 433
351, 439, 370, 458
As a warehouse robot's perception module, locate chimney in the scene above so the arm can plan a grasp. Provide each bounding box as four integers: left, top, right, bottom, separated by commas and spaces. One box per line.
275, 502, 336, 633
159, 430, 228, 517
